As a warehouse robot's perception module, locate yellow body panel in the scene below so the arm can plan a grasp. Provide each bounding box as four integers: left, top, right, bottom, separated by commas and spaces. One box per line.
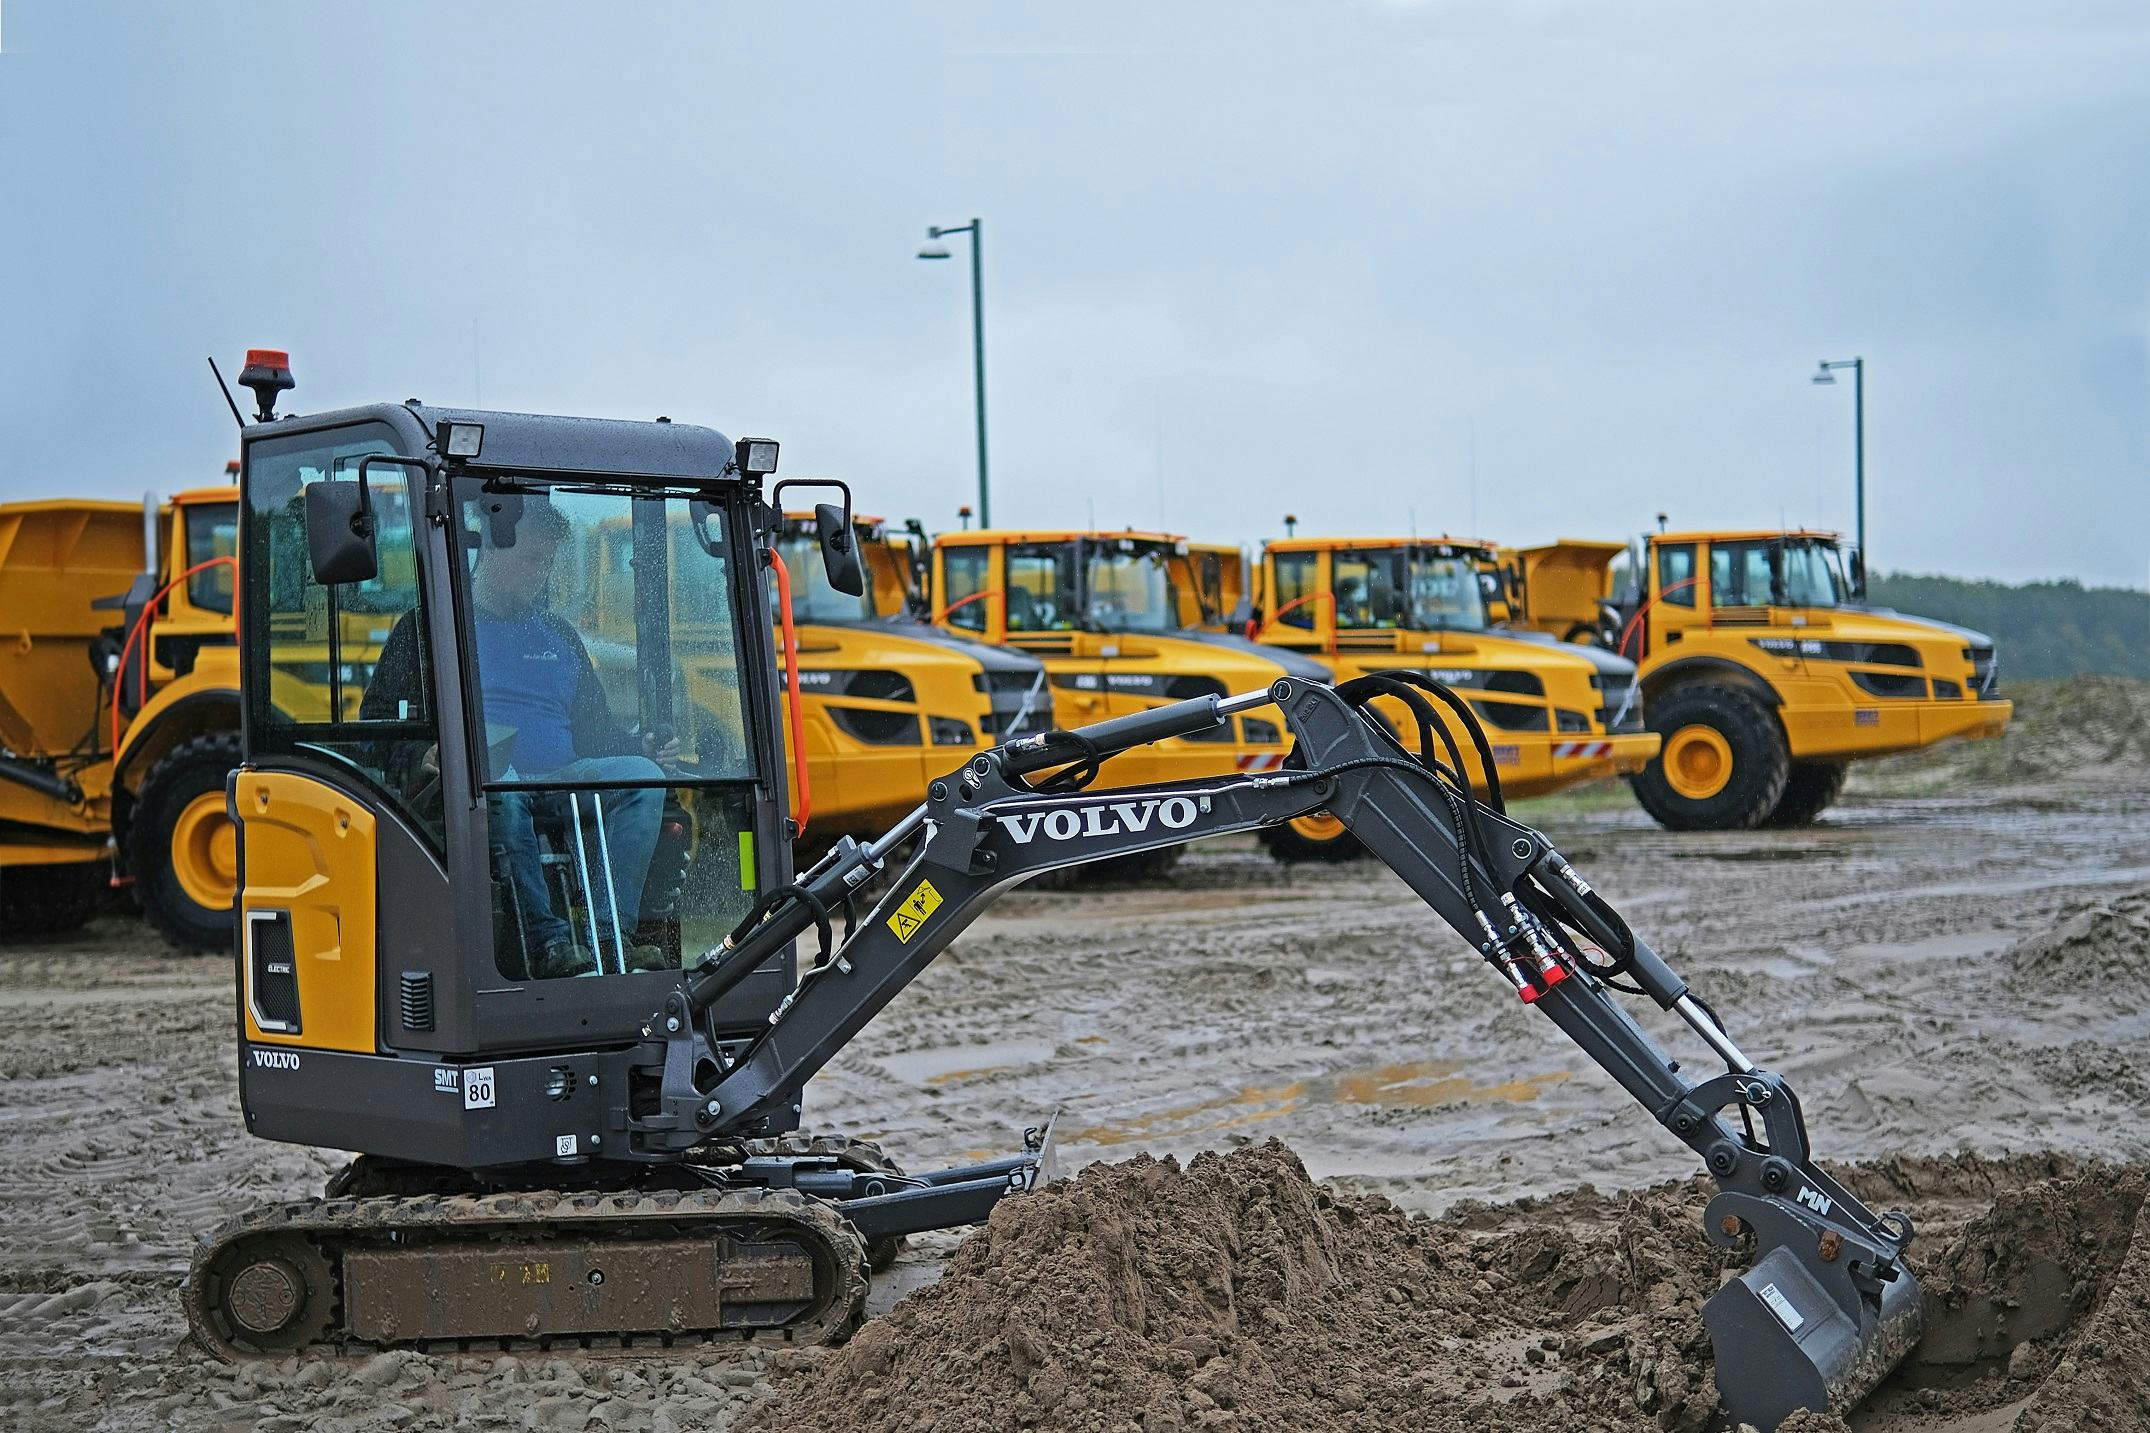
236, 771, 379, 1053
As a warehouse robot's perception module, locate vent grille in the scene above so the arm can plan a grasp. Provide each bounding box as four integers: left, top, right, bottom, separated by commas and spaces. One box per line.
246, 910, 301, 1034
400, 971, 435, 1031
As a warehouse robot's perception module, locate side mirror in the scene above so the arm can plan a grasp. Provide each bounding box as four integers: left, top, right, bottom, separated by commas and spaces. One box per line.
771, 478, 863, 597
1766, 540, 1788, 606
305, 479, 377, 585
1848, 548, 1867, 599
815, 502, 866, 597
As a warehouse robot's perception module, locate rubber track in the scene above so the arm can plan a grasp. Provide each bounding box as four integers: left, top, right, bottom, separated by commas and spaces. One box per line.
183, 1184, 869, 1360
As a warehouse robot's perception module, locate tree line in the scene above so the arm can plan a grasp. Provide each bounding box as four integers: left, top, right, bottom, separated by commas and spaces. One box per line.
1868, 573, 2150, 680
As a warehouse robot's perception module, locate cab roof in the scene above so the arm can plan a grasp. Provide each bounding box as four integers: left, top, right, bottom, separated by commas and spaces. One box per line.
1265, 535, 1496, 554
1651, 528, 1840, 545
935, 528, 1184, 547
252, 403, 740, 482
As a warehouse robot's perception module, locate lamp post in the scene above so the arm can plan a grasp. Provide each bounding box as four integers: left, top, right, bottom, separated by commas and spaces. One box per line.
918, 220, 989, 527
1811, 357, 1864, 565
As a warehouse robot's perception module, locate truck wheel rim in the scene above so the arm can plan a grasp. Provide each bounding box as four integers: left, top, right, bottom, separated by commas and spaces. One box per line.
1289, 811, 1346, 842
1664, 725, 1733, 801
172, 793, 238, 911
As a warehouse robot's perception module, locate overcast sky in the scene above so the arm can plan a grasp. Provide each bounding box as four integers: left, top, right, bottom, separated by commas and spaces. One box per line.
3, 2, 2144, 586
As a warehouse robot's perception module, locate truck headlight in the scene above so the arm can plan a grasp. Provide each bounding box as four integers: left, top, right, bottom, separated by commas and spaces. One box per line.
1556, 708, 1592, 733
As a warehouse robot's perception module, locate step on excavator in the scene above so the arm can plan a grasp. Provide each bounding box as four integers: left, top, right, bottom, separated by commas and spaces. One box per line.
190, 358, 1922, 1433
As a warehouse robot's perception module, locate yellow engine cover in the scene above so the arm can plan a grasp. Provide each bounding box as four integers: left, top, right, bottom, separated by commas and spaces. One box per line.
235, 771, 378, 1052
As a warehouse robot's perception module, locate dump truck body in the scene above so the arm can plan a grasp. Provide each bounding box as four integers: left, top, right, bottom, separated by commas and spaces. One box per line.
1498, 539, 1628, 643
0, 489, 250, 940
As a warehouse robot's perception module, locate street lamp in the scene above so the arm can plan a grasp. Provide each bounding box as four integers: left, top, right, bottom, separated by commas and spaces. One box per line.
1811, 357, 1865, 567
918, 219, 990, 527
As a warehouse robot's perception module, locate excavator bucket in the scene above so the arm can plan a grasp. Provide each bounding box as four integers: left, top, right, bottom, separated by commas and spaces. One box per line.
1704, 1246, 1926, 1431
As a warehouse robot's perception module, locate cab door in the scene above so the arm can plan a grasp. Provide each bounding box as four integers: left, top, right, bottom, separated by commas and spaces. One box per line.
933, 541, 1001, 643
1643, 539, 1706, 655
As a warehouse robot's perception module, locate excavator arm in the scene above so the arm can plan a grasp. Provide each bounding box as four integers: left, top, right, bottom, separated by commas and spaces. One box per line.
638, 674, 1923, 1430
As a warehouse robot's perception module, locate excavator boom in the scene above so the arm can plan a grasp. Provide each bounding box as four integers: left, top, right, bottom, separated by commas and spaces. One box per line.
653, 674, 1923, 1430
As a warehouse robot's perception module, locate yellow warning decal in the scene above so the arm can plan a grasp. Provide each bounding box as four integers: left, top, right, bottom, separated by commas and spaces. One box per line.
886, 877, 944, 944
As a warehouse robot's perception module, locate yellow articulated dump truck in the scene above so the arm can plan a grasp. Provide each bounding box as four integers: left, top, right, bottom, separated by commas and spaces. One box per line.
0, 486, 247, 946
927, 529, 1322, 871
572, 507, 1052, 853
1240, 535, 1659, 860
1508, 530, 2012, 830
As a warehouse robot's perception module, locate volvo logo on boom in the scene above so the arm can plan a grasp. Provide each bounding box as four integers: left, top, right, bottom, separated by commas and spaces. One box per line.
249, 1049, 301, 1071
999, 796, 1204, 845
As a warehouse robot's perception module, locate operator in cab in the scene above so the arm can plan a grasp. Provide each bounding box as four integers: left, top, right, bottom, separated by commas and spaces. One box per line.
361, 497, 676, 979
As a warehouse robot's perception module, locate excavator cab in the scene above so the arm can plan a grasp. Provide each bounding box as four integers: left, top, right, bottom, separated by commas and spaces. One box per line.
233, 395, 804, 1167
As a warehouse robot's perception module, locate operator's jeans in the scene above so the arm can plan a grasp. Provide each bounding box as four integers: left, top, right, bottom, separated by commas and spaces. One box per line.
491, 756, 664, 965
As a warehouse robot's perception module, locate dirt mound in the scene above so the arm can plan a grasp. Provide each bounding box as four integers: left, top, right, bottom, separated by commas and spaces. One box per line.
750, 1141, 1713, 1433
753, 1147, 2150, 1433
1868, 676, 2150, 793
1900, 1165, 2150, 1419
2006, 888, 2150, 996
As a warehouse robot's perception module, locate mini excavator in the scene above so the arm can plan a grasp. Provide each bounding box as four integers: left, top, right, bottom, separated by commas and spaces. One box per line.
189, 358, 1922, 1432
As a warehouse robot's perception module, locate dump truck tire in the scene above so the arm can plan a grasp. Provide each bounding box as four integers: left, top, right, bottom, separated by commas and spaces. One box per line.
130, 732, 242, 953
1258, 811, 1365, 863
0, 860, 107, 938
1631, 685, 1789, 831
1763, 760, 1851, 827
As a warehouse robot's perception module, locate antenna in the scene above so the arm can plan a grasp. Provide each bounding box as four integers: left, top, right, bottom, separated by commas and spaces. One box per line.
207, 356, 246, 430
1153, 394, 1166, 530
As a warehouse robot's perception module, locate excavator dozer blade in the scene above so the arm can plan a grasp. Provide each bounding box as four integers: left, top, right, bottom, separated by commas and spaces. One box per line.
1703, 1246, 1926, 1432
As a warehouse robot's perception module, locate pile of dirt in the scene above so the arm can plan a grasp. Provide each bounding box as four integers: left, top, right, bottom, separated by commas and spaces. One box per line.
1866, 676, 2150, 793
753, 1144, 2150, 1433
2006, 887, 2150, 999
1903, 1163, 2150, 1428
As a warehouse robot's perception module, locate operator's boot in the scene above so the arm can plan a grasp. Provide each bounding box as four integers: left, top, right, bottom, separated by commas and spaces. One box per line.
529, 939, 598, 980
624, 944, 672, 972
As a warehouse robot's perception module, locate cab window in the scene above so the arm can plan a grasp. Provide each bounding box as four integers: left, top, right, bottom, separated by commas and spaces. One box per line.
940, 546, 991, 632
1709, 543, 1767, 607
1656, 543, 1698, 608
244, 423, 439, 847
1005, 544, 1077, 632
1270, 552, 1321, 631
184, 503, 238, 614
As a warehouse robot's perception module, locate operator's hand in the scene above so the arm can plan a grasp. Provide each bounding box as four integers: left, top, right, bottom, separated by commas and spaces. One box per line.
643, 731, 681, 763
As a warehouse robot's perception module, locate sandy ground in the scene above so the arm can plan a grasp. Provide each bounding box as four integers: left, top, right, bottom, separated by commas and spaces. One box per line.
2, 688, 2146, 1431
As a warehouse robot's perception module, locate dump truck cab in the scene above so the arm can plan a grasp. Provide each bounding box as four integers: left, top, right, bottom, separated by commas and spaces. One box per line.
928, 529, 1315, 802
763, 511, 1050, 846
1605, 528, 2013, 829
1245, 535, 1658, 860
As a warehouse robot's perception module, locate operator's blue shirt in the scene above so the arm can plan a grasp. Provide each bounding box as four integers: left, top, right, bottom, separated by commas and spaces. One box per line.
475, 608, 581, 776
